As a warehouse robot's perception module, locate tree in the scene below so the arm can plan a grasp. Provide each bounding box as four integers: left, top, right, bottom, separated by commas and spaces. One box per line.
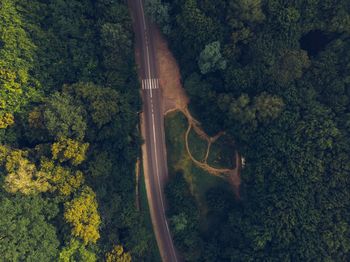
0, 112, 14, 129
226, 0, 265, 54
165, 172, 202, 261
100, 23, 133, 87
198, 41, 227, 74
106, 245, 131, 262
3, 149, 51, 195
64, 186, 101, 244
59, 238, 96, 262
51, 137, 89, 166
63, 83, 121, 129
0, 0, 38, 123
176, 0, 219, 55
254, 92, 284, 122
170, 212, 188, 233
228, 0, 265, 25
272, 49, 311, 85
145, 0, 171, 34
43, 92, 87, 140
0, 195, 59, 261
39, 159, 85, 197
88, 151, 113, 177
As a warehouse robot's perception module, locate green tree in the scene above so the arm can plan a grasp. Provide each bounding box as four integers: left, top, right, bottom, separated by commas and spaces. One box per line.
100, 23, 133, 87
198, 41, 227, 74
254, 92, 284, 122
64, 83, 121, 129
43, 92, 87, 140
0, 195, 59, 261
145, 0, 171, 34
228, 0, 265, 25
0, 0, 38, 124
170, 212, 188, 233
59, 238, 96, 262
272, 49, 311, 85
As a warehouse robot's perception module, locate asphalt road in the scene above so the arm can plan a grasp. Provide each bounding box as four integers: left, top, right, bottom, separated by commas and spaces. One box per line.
128, 1, 179, 261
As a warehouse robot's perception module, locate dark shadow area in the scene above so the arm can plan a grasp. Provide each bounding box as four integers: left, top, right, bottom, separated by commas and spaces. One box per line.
300, 30, 339, 57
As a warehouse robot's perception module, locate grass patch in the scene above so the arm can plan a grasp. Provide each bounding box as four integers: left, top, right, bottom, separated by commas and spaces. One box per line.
188, 128, 208, 162
207, 135, 235, 169
164, 111, 188, 172
139, 163, 162, 262
165, 112, 223, 211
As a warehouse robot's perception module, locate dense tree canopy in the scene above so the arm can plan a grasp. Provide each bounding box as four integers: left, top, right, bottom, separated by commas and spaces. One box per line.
0, 0, 39, 128
164, 0, 350, 260
0, 195, 59, 261
0, 0, 151, 260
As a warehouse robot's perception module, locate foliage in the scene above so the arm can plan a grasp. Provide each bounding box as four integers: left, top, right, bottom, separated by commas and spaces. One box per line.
0, 0, 39, 123
51, 137, 89, 166
3, 148, 51, 195
43, 92, 87, 140
145, 0, 171, 34
0, 0, 147, 260
164, 0, 350, 260
59, 238, 97, 262
272, 49, 311, 85
106, 245, 132, 262
0, 112, 15, 129
0, 195, 59, 261
64, 186, 101, 244
165, 172, 202, 261
198, 41, 227, 74
39, 159, 85, 197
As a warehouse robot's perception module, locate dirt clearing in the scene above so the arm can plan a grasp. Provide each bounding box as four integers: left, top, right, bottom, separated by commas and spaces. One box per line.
152, 27, 189, 114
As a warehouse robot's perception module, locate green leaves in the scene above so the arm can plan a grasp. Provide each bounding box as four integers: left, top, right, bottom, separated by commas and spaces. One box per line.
59, 238, 97, 262
0, 0, 39, 123
0, 195, 59, 261
145, 0, 171, 34
44, 92, 87, 140
198, 41, 227, 74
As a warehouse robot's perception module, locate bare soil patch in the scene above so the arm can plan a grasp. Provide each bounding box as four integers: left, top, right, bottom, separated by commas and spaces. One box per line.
152, 27, 189, 113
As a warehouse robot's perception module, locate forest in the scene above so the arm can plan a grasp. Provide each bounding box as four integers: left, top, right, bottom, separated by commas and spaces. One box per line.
149, 0, 350, 261
0, 0, 156, 261
2, 0, 350, 261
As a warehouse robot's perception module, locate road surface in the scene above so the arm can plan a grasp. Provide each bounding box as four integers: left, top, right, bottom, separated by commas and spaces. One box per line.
128, 1, 180, 261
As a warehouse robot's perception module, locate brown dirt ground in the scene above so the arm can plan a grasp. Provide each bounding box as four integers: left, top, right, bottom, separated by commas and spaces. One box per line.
153, 27, 189, 114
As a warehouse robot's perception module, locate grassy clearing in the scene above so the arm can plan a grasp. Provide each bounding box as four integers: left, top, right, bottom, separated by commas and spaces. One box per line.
165, 111, 223, 211
139, 163, 162, 262
188, 127, 208, 162
207, 135, 236, 169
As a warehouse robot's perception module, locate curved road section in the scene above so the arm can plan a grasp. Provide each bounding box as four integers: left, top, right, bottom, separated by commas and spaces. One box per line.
128, 1, 179, 261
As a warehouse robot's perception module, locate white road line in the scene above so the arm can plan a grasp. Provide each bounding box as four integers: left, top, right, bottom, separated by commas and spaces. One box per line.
140, 0, 146, 32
